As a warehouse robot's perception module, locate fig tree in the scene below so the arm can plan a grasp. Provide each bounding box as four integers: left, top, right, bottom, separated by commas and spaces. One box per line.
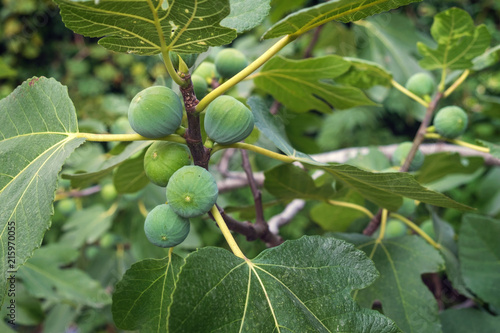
128, 86, 183, 138
405, 73, 435, 97
433, 106, 468, 139
144, 204, 190, 248
144, 141, 192, 187
169, 51, 198, 70
215, 48, 249, 79
204, 95, 254, 145
166, 166, 218, 218
392, 142, 425, 171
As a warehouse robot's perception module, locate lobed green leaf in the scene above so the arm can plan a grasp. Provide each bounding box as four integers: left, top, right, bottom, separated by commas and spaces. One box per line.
169, 236, 401, 332
54, 0, 237, 55
336, 234, 445, 333
254, 55, 376, 113
221, 0, 271, 33
0, 77, 84, 306
417, 8, 491, 70
263, 0, 422, 39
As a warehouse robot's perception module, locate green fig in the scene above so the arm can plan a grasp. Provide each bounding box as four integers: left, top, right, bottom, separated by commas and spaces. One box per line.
144, 142, 192, 187
166, 166, 218, 218
128, 86, 183, 138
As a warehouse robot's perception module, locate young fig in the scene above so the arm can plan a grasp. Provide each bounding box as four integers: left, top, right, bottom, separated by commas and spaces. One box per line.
166, 166, 218, 218
128, 86, 183, 138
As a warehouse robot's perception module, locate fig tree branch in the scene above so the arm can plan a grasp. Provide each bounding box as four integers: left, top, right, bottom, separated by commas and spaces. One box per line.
240, 149, 266, 228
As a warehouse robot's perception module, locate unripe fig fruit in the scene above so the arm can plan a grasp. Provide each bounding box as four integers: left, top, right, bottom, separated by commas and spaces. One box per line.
204, 95, 254, 145
385, 219, 408, 238
193, 62, 219, 84
128, 86, 183, 138
101, 183, 118, 201
144, 204, 190, 248
111, 116, 135, 135
392, 142, 425, 171
215, 48, 249, 79
166, 166, 218, 218
191, 74, 208, 99
397, 197, 416, 216
169, 51, 198, 70
433, 106, 468, 139
405, 73, 435, 97
57, 198, 76, 216
144, 142, 192, 187
420, 219, 436, 239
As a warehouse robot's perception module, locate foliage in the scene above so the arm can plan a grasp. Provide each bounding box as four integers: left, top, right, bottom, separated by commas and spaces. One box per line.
1, 0, 499, 332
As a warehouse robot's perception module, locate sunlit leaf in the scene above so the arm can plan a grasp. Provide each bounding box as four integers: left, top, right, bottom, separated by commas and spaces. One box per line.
169, 236, 401, 332
54, 0, 237, 55
0, 77, 84, 306
472, 44, 500, 71
418, 8, 491, 70
221, 0, 271, 33
263, 0, 422, 39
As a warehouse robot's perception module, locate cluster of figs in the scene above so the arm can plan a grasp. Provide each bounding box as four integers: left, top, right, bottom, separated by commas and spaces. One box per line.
127, 48, 252, 248
391, 72, 469, 171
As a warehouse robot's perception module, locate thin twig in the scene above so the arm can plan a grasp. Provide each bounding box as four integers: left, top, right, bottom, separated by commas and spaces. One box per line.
218, 148, 236, 177
304, 25, 324, 58
270, 100, 281, 115
268, 199, 306, 235
55, 185, 101, 201
240, 149, 266, 227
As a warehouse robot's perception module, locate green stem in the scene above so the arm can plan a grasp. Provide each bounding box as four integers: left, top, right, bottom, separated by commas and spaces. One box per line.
390, 213, 440, 249
212, 142, 295, 163
74, 132, 186, 144
211, 205, 246, 259
424, 133, 490, 153
376, 209, 388, 242
391, 79, 429, 107
444, 70, 470, 97
327, 200, 374, 219
439, 69, 447, 92
195, 35, 295, 112
145, 0, 184, 87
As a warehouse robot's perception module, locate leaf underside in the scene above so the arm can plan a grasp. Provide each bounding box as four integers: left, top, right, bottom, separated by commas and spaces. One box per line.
54, 0, 237, 55
0, 77, 84, 306
263, 0, 423, 39
254, 55, 376, 113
